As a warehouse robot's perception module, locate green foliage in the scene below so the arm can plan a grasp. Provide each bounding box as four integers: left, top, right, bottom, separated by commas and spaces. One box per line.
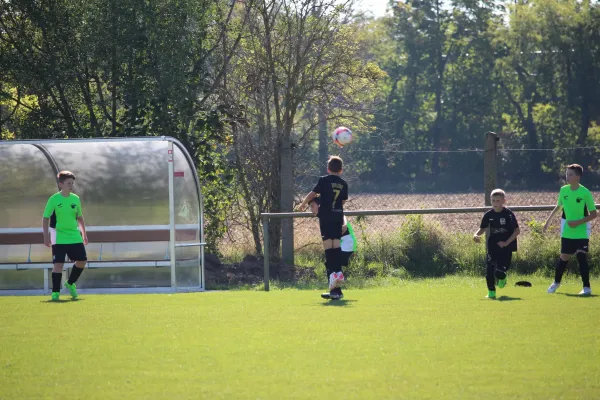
294, 215, 600, 280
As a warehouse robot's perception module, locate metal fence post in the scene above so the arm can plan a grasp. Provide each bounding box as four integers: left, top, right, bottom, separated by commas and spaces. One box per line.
262, 215, 270, 292
484, 131, 499, 206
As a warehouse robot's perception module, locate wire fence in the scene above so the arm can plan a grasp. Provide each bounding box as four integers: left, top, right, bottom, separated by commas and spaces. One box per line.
220, 142, 600, 258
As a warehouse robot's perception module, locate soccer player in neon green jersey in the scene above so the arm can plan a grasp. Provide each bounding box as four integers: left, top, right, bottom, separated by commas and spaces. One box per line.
543, 164, 597, 296
42, 171, 89, 301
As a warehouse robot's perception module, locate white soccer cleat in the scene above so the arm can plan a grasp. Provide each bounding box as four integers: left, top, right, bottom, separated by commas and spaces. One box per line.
328, 271, 345, 290
579, 287, 592, 296
547, 282, 561, 294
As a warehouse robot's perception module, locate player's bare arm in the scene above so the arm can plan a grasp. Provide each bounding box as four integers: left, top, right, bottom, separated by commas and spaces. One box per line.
543, 205, 563, 232
567, 209, 597, 228
296, 191, 318, 211
473, 227, 487, 243
42, 217, 51, 247
77, 215, 89, 245
498, 227, 520, 248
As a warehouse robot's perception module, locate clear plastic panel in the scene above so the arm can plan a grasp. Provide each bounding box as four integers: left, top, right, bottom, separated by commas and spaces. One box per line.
173, 144, 201, 287
0, 270, 44, 290
43, 141, 169, 226
56, 267, 171, 288
0, 143, 58, 228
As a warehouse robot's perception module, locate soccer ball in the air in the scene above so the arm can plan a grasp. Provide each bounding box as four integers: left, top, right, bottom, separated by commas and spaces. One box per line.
331, 126, 353, 147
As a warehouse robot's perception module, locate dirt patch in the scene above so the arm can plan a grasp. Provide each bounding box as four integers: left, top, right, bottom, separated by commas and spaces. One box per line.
204, 253, 318, 287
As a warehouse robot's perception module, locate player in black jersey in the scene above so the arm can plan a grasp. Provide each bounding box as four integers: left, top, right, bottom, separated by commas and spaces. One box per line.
297, 156, 348, 300
473, 189, 520, 299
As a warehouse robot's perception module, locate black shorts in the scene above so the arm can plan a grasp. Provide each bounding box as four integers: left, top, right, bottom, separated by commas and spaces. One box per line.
52, 243, 88, 264
340, 251, 353, 267
487, 251, 513, 269
319, 214, 343, 241
560, 238, 589, 255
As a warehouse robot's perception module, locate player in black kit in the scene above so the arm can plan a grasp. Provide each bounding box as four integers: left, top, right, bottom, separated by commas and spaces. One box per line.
473, 189, 521, 299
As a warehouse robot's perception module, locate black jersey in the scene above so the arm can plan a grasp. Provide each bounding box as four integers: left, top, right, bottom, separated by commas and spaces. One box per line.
312, 175, 348, 216
479, 207, 519, 252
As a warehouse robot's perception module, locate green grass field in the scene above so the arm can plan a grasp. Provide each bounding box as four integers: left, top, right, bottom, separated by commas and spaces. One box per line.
1, 276, 599, 400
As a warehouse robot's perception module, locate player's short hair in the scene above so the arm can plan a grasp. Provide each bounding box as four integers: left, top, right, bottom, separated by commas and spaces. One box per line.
328, 156, 343, 173
567, 164, 583, 176
57, 171, 76, 183
491, 189, 505, 198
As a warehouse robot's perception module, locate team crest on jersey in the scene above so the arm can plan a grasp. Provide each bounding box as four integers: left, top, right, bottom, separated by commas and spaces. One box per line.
500, 218, 506, 225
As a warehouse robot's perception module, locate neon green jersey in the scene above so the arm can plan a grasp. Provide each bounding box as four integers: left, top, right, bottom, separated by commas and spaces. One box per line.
340, 221, 357, 252
557, 185, 596, 239
43, 193, 83, 244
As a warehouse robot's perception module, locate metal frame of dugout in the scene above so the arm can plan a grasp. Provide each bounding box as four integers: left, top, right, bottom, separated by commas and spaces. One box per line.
0, 136, 205, 295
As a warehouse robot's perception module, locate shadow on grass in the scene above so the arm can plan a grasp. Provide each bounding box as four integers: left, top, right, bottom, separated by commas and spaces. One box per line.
497, 296, 522, 302
41, 298, 85, 304
561, 293, 598, 298
320, 299, 358, 307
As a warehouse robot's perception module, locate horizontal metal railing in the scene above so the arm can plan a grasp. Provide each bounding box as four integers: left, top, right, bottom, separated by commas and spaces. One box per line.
260, 204, 600, 291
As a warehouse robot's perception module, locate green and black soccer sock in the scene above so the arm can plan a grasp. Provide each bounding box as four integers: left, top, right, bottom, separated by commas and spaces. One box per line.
52, 272, 62, 293
554, 258, 568, 283
68, 264, 84, 285
576, 252, 590, 288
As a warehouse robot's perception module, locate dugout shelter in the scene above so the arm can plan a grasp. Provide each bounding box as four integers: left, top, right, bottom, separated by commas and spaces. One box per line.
0, 137, 205, 294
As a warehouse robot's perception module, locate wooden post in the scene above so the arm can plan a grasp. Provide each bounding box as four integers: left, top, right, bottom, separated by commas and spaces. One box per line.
484, 131, 499, 206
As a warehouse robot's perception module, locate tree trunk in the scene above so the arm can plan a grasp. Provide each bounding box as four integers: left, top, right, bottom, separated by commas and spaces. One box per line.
280, 126, 294, 265
318, 106, 328, 175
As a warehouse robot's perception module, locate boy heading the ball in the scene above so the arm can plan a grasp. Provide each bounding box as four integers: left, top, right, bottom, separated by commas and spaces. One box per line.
473, 189, 520, 299
297, 156, 348, 300
308, 197, 357, 299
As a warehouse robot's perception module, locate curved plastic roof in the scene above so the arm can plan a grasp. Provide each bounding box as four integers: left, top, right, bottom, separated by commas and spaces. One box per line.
0, 137, 204, 291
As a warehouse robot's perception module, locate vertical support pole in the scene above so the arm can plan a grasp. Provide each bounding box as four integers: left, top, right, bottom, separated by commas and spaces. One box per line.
43, 268, 49, 294
263, 215, 270, 292
484, 131, 499, 206
199, 190, 205, 290
168, 140, 176, 288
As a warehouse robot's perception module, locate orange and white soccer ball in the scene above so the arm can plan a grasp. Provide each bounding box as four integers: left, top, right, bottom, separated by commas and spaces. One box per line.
331, 126, 353, 147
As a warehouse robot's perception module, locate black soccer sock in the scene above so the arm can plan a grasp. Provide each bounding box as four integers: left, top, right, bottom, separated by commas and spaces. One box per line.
485, 260, 496, 291
495, 267, 507, 281
68, 265, 84, 285
576, 253, 590, 288
332, 247, 343, 272
52, 272, 62, 293
324, 249, 337, 277
554, 258, 568, 284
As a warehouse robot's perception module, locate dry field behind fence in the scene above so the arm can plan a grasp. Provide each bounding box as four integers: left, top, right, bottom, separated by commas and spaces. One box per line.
221, 191, 600, 253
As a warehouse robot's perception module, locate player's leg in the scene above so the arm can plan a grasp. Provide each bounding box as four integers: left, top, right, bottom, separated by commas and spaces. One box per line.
495, 252, 512, 289
64, 244, 87, 299
51, 245, 67, 301
548, 238, 573, 293
485, 253, 497, 298
328, 219, 345, 297
575, 240, 591, 295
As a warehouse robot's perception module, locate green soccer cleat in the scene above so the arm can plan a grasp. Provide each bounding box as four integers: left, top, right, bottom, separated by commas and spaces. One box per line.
65, 282, 78, 299
486, 290, 496, 299
498, 279, 507, 289
51, 292, 60, 301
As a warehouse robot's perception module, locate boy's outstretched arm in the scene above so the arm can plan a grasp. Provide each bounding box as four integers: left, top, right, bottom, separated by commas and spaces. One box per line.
296, 192, 318, 211
543, 205, 563, 232
498, 227, 520, 248
473, 227, 487, 243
